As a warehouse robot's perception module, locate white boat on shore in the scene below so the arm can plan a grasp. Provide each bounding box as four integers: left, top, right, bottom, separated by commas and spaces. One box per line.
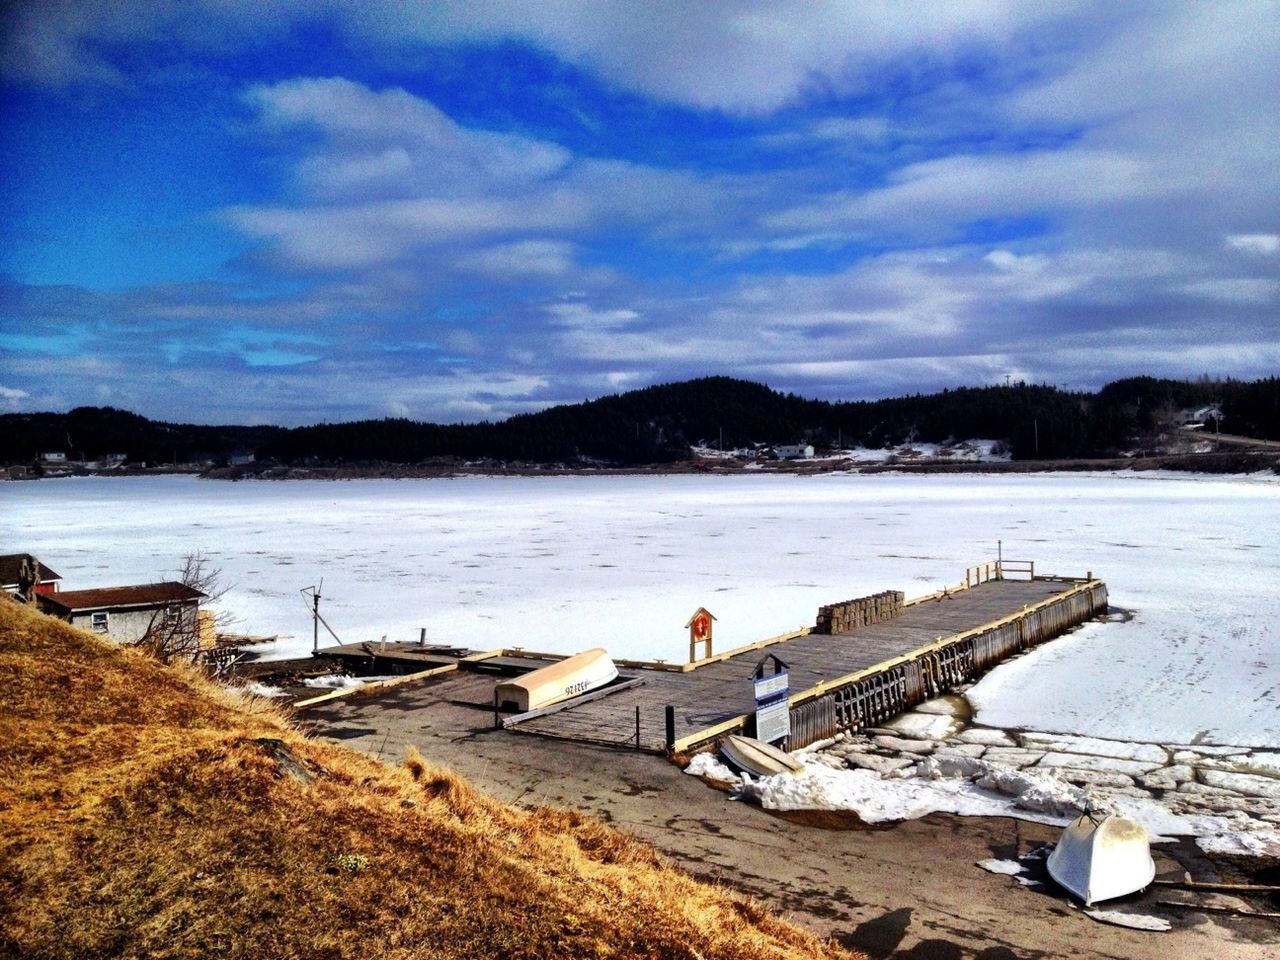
720, 734, 805, 777
494, 647, 617, 713
1047, 812, 1155, 905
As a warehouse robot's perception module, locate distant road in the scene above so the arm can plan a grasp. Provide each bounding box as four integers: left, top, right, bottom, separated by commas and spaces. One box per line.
1180, 426, 1280, 450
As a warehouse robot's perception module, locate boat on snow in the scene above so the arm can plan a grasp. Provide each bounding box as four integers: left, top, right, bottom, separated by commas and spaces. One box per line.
720, 734, 805, 777
1046, 812, 1155, 905
494, 647, 617, 713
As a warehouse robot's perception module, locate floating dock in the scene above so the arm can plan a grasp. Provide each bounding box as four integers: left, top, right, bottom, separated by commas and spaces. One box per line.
301, 561, 1107, 755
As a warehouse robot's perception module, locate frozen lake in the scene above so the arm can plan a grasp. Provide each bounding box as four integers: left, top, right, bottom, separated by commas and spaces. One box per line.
4, 471, 1278, 746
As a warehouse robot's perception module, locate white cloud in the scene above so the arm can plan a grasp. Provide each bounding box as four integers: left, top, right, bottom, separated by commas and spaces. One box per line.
1180, 278, 1280, 305
0, 384, 30, 408
1226, 234, 1280, 256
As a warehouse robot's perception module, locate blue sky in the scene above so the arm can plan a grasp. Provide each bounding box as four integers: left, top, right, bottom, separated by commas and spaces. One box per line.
1, 2, 1277, 425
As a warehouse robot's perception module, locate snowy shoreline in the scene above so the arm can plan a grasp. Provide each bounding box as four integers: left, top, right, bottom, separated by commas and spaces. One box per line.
687, 688, 1280, 860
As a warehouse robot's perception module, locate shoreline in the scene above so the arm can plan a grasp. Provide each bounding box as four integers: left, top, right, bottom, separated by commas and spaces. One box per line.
9, 447, 1277, 482
301, 677, 1279, 958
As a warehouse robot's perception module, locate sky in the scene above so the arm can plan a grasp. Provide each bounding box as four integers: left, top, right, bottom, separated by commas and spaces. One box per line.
1, 2, 1277, 426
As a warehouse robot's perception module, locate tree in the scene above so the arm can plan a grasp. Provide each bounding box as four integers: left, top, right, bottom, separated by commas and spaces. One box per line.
135, 552, 232, 665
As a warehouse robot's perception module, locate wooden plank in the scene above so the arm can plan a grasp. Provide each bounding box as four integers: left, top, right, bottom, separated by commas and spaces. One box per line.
293, 661, 460, 708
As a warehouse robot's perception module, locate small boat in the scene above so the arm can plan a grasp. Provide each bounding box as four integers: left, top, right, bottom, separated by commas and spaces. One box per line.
1047, 812, 1155, 905
720, 734, 805, 777
494, 648, 617, 713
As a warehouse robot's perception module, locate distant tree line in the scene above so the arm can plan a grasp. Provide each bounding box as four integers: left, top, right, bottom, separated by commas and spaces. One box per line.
2, 375, 1276, 467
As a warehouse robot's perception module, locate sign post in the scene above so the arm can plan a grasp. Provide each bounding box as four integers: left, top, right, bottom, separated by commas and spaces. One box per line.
752, 652, 790, 746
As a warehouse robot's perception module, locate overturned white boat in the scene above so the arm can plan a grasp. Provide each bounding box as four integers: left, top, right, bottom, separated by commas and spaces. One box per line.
494, 647, 617, 713
1047, 812, 1155, 906
720, 734, 805, 777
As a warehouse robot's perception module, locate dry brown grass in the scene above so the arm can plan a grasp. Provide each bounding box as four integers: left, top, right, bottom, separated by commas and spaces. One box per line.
0, 600, 858, 960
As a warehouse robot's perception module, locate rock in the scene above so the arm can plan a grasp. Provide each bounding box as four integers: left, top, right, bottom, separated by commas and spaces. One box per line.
1176, 781, 1242, 798
1139, 764, 1196, 791
1021, 733, 1168, 765
846, 753, 915, 775
840, 740, 875, 754
880, 712, 963, 741
932, 743, 987, 759
955, 727, 1017, 747
980, 747, 1045, 769
1247, 750, 1280, 775
1171, 746, 1249, 760
1036, 752, 1162, 776
1199, 769, 1280, 799
1038, 766, 1139, 791
918, 754, 985, 780
913, 694, 972, 720
873, 735, 936, 755
1169, 794, 1255, 817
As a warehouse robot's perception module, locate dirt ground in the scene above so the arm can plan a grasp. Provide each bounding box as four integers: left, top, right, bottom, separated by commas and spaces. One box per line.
299, 680, 1277, 959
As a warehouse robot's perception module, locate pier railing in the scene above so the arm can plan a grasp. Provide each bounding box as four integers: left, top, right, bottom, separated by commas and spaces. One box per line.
671, 576, 1108, 754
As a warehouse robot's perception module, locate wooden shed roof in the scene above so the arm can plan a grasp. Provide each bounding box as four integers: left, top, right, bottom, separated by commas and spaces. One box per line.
0, 554, 63, 587
39, 582, 205, 612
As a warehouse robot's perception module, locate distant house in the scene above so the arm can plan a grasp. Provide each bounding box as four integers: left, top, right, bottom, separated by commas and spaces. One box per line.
38, 582, 206, 646
1176, 405, 1222, 427
0, 554, 63, 598
40, 452, 67, 463
773, 444, 815, 460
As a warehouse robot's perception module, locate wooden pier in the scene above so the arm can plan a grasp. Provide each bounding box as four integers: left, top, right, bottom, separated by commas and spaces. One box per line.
301, 562, 1107, 754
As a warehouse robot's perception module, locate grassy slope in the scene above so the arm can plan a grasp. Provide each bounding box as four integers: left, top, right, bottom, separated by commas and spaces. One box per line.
0, 599, 855, 960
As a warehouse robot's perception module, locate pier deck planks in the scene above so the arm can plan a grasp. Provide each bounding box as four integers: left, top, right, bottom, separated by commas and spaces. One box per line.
515, 578, 1075, 749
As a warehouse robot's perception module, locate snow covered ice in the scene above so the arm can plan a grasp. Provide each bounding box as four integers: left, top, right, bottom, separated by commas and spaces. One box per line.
6, 470, 1279, 849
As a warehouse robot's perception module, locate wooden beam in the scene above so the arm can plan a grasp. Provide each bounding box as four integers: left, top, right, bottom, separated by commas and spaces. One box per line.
294, 647, 508, 708
293, 661, 460, 708
502, 677, 647, 729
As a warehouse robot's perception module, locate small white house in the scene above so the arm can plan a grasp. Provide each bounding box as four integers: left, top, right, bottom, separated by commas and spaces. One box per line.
774, 444, 815, 460
1176, 405, 1222, 427
40, 451, 67, 463
38, 582, 206, 645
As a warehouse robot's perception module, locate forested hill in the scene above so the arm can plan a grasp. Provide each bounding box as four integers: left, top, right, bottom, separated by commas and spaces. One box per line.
2, 375, 1277, 467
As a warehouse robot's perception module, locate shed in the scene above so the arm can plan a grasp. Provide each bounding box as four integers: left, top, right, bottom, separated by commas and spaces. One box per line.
774, 444, 815, 460
0, 554, 63, 598
38, 582, 206, 645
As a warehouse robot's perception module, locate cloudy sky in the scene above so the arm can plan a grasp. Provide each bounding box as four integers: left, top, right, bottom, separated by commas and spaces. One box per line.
2, 2, 1277, 425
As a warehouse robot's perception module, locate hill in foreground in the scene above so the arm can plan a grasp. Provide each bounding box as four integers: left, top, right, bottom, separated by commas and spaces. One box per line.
0, 598, 853, 960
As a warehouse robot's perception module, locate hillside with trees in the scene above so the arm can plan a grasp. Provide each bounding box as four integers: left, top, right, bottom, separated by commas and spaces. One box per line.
2, 375, 1277, 469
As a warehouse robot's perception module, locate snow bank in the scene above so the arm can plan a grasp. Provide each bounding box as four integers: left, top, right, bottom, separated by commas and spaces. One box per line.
719, 750, 1280, 855
301, 674, 396, 690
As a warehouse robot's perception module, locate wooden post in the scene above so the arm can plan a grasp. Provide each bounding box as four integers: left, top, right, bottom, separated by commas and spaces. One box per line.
635, 705, 641, 750
419, 627, 426, 646
665, 705, 676, 751
494, 691, 501, 730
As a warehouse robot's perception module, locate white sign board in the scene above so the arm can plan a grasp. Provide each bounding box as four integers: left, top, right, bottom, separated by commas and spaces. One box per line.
756, 698, 790, 744
753, 668, 790, 744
